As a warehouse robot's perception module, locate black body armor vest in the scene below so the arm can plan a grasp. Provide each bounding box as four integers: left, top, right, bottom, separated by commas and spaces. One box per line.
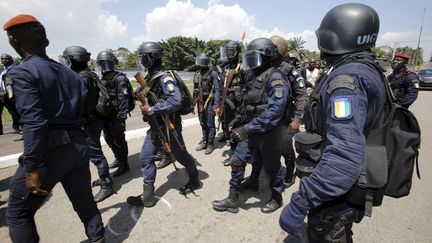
193, 69, 214, 97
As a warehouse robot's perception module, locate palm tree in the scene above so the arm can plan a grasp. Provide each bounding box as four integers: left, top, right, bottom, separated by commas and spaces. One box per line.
287, 36, 307, 61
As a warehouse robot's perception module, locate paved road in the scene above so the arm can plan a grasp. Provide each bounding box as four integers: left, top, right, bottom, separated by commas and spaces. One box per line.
1, 78, 432, 242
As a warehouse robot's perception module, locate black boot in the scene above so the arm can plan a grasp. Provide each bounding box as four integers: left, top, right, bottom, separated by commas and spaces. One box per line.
12, 128, 21, 134
212, 189, 240, 213
154, 150, 164, 161
204, 140, 215, 154
108, 159, 120, 169
111, 163, 129, 177
127, 185, 157, 207
218, 134, 227, 142
223, 154, 241, 166
179, 176, 201, 195
91, 237, 106, 243
195, 138, 207, 151
156, 155, 175, 169
261, 190, 282, 214
283, 172, 296, 189
91, 178, 102, 187
239, 175, 259, 191
94, 178, 114, 203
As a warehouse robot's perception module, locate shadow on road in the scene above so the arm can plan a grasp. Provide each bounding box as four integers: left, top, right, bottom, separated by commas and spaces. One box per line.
100, 156, 209, 243
108, 153, 142, 193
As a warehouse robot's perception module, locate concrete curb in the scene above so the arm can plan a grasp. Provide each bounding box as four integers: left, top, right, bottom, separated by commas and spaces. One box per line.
0, 117, 199, 169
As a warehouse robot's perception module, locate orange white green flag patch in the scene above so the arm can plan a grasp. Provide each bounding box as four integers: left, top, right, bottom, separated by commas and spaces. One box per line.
333, 96, 352, 119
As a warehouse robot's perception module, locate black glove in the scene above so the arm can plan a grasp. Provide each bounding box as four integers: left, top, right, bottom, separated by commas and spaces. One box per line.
231, 125, 249, 142
228, 117, 240, 131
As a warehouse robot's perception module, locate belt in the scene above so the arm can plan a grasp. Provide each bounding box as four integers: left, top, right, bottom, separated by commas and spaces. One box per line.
65, 127, 86, 138
47, 127, 86, 150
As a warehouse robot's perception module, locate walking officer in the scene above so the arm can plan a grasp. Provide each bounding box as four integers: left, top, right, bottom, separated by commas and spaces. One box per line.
388, 53, 419, 109
59, 46, 115, 202
213, 38, 290, 213
96, 50, 131, 177
127, 41, 201, 207
193, 53, 220, 154
4, 14, 105, 242
279, 4, 385, 242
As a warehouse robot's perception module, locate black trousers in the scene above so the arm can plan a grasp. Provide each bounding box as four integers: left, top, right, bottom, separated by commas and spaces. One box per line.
0, 98, 20, 132
7, 136, 104, 242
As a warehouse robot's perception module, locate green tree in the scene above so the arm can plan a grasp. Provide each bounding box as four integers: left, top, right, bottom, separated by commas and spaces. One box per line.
160, 36, 228, 71
287, 36, 307, 61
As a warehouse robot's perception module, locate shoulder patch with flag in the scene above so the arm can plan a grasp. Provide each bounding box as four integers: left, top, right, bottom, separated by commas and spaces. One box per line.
332, 96, 353, 120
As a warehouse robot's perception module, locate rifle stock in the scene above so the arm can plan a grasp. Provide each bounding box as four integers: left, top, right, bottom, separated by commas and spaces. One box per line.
134, 71, 173, 156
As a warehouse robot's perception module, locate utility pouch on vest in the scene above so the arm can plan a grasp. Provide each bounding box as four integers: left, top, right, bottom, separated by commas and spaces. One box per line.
294, 132, 325, 178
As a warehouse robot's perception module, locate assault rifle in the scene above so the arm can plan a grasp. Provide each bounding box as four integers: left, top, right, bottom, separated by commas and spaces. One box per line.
134, 71, 180, 170
216, 63, 240, 130
195, 73, 204, 113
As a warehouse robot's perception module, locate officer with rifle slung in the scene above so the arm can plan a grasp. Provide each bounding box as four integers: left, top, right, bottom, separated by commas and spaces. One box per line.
216, 41, 243, 146
241, 36, 308, 190
127, 41, 201, 207
213, 38, 290, 214
193, 53, 220, 154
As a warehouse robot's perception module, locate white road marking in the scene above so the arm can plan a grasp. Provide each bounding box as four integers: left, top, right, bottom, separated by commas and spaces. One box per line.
0, 117, 199, 169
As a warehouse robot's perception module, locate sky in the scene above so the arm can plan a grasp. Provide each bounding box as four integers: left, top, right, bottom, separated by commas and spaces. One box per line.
0, 0, 431, 60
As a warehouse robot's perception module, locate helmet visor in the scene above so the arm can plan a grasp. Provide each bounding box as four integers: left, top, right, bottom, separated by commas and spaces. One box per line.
242, 50, 263, 70
58, 55, 72, 68
225, 46, 238, 59
137, 54, 154, 69
96, 60, 115, 72
135, 55, 150, 77
220, 47, 228, 60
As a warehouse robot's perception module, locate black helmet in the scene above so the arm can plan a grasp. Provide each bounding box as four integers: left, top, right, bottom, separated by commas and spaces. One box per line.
59, 46, 90, 68
222, 41, 241, 60
195, 53, 211, 67
137, 41, 164, 69
316, 3, 379, 55
96, 50, 118, 72
63, 46, 90, 63
243, 38, 277, 70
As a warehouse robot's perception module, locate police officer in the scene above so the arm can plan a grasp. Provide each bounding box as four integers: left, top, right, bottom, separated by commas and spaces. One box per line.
4, 14, 105, 242
241, 36, 308, 191
216, 41, 243, 144
127, 41, 201, 207
279, 4, 384, 242
0, 53, 21, 134
193, 53, 220, 154
213, 38, 290, 213
96, 50, 130, 177
59, 46, 114, 202
388, 53, 419, 109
